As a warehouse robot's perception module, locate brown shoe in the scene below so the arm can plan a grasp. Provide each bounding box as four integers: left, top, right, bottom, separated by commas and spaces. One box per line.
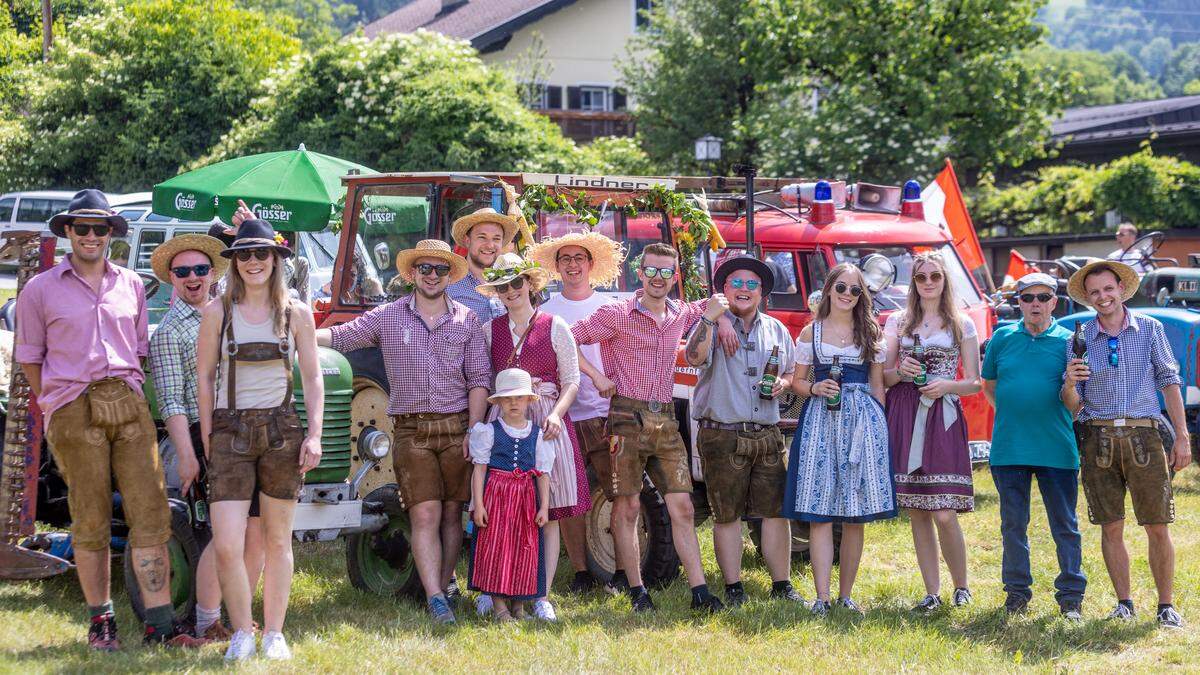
203, 622, 234, 641
144, 622, 211, 648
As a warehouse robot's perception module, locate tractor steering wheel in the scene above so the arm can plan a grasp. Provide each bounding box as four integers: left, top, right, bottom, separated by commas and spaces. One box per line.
1119, 231, 1171, 271
137, 271, 161, 300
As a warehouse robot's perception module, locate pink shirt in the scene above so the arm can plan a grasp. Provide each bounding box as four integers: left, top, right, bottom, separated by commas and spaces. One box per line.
572, 290, 707, 403
15, 256, 149, 427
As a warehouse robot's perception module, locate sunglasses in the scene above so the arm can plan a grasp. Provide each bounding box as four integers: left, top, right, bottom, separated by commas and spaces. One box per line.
493, 276, 527, 294
729, 279, 761, 291
71, 223, 111, 237
1018, 293, 1054, 304
415, 263, 451, 277
171, 264, 212, 279
913, 271, 943, 284
642, 265, 676, 280
1108, 336, 1119, 368
834, 282, 863, 297
235, 249, 273, 262
556, 253, 591, 265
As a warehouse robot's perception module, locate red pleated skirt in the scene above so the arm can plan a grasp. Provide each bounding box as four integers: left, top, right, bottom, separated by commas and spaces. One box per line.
469, 468, 544, 599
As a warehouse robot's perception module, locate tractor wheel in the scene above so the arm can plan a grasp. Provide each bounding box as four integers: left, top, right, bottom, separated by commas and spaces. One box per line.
125, 499, 200, 623
584, 477, 680, 589
348, 377, 395, 498
345, 484, 423, 601
747, 518, 841, 565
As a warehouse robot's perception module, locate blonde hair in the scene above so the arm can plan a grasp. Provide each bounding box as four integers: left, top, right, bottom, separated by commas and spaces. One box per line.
223, 250, 290, 336
815, 263, 882, 363
901, 252, 964, 345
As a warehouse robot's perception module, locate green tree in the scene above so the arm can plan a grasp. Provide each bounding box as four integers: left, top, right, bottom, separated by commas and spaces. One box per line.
624, 0, 1070, 183
0, 10, 39, 109
242, 0, 358, 45
0, 0, 300, 191
1162, 42, 1200, 95
1021, 46, 1163, 107
576, 136, 656, 175
198, 31, 583, 174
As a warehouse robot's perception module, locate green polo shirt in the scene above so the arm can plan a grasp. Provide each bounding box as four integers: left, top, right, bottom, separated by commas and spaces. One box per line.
981, 318, 1079, 470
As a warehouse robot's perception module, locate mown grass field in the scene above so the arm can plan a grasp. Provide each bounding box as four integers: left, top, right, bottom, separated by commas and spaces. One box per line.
3, 469, 1199, 673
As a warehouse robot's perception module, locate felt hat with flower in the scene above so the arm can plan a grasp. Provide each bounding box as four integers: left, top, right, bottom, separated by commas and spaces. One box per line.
219, 219, 293, 259
476, 253, 549, 297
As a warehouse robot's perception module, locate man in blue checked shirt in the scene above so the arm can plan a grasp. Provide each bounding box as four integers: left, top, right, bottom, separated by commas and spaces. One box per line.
1061, 260, 1191, 629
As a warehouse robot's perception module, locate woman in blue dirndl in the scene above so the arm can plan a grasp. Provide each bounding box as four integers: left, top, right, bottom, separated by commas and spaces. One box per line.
784, 263, 895, 616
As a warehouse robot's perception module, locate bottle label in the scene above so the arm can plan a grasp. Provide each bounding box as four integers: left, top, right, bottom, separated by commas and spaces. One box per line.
194, 499, 209, 524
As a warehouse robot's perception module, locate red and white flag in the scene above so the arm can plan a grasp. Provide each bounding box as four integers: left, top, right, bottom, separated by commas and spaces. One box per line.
922, 159, 993, 293
1003, 249, 1038, 287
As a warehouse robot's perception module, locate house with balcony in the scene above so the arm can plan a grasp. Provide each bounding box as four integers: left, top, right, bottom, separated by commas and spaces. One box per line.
363, 0, 650, 142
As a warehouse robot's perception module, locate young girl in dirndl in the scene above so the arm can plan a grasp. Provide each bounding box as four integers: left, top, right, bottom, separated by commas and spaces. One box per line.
468, 369, 553, 622
784, 264, 895, 616
883, 252, 981, 613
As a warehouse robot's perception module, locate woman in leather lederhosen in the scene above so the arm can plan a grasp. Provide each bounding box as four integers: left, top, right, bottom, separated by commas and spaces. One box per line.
197, 219, 323, 661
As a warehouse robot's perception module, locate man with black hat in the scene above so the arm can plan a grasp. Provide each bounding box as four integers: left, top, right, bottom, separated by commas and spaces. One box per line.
1061, 260, 1190, 628
15, 190, 205, 649
683, 255, 803, 607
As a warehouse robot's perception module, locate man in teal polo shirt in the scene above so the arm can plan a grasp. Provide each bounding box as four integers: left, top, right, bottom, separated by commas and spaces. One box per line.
982, 272, 1085, 620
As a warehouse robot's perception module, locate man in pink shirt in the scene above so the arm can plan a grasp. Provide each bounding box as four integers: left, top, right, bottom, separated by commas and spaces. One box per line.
572, 242, 729, 613
15, 190, 204, 650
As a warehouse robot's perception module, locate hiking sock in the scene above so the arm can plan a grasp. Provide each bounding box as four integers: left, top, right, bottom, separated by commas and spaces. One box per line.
88, 601, 114, 622
610, 569, 628, 588
1119, 599, 1135, 612
725, 581, 745, 595
771, 580, 792, 594
691, 584, 713, 604
195, 605, 221, 635
627, 585, 646, 601
1158, 603, 1174, 613
144, 604, 175, 638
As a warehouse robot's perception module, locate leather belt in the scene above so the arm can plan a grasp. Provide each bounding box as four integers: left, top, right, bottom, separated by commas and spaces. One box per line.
393, 411, 467, 421
699, 419, 772, 433
1085, 418, 1156, 429
612, 395, 674, 417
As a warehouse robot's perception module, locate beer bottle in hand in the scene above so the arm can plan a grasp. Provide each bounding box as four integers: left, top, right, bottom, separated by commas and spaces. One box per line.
1072, 323, 1088, 361
912, 334, 927, 386
826, 356, 843, 411
759, 346, 781, 400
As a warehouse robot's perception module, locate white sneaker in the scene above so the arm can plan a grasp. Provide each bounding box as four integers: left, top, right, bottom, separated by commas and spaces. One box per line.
475, 594, 493, 617
261, 631, 291, 660
223, 630, 256, 661
532, 599, 557, 622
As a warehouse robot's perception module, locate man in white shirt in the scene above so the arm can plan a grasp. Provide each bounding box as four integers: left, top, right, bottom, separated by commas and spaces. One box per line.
1107, 223, 1151, 275
530, 232, 624, 594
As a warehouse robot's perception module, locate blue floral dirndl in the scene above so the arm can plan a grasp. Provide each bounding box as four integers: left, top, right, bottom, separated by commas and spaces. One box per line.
783, 324, 896, 523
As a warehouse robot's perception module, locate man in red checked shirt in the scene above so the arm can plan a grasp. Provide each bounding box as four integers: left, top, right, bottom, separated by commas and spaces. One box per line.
573, 242, 729, 613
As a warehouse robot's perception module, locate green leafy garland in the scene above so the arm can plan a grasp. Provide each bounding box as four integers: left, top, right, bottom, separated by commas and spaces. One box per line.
517, 183, 721, 300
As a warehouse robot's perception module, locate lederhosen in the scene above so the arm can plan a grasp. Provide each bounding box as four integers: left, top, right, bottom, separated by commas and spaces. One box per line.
206, 298, 305, 503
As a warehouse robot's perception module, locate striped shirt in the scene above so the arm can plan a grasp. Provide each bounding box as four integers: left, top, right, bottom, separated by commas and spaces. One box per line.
572, 290, 707, 403
149, 299, 203, 422
446, 271, 505, 324
330, 294, 491, 414
1072, 309, 1181, 423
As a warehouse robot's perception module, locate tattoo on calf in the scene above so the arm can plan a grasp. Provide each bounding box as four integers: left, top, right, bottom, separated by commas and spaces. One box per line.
135, 550, 168, 593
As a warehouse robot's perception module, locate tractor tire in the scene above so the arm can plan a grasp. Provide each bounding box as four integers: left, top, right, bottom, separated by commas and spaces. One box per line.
747, 518, 841, 565
125, 499, 200, 623
584, 476, 680, 589
345, 484, 423, 601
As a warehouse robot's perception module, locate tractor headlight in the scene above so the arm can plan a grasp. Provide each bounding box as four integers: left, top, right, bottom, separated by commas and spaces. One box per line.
358, 428, 390, 460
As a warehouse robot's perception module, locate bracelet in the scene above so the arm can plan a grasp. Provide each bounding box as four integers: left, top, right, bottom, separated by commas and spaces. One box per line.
700, 317, 716, 327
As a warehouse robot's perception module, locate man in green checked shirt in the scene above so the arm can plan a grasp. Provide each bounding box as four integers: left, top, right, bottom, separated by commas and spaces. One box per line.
148, 233, 262, 641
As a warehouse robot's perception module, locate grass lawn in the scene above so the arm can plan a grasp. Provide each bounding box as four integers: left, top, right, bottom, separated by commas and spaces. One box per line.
3, 468, 1199, 673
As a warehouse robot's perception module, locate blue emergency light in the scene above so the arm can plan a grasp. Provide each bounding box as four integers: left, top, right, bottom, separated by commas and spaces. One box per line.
903, 180, 921, 201
814, 180, 832, 201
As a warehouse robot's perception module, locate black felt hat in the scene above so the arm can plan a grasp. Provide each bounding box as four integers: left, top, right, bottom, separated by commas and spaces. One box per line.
47, 189, 128, 238
219, 219, 293, 259
713, 256, 775, 296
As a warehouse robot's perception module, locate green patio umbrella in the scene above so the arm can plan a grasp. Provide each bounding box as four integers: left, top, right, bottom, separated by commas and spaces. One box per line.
151, 144, 374, 231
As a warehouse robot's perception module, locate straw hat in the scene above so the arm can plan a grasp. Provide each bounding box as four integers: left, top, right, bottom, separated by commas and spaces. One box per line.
394, 239, 468, 283
526, 231, 626, 288
451, 207, 521, 247
475, 252, 550, 297
488, 368, 540, 403
149, 233, 229, 284
1067, 259, 1140, 307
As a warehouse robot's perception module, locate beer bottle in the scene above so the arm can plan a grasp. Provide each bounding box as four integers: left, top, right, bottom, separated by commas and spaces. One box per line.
826, 356, 843, 411
912, 334, 927, 386
189, 484, 208, 525
759, 346, 781, 400
1072, 323, 1088, 361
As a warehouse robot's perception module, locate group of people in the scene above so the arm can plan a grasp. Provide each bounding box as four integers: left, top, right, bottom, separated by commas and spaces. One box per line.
13, 188, 1193, 661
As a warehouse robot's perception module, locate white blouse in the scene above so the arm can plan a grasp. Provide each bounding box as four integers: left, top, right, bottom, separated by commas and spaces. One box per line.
883, 311, 977, 349
483, 313, 580, 388
468, 419, 556, 474
794, 328, 886, 365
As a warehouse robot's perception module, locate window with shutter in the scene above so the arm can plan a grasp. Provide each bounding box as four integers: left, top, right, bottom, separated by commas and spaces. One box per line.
613, 88, 627, 110
567, 86, 582, 110
547, 85, 563, 109
635, 0, 654, 29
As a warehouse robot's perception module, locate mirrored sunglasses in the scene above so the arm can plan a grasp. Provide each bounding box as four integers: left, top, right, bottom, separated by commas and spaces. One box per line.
729, 279, 761, 290
415, 262, 451, 277
642, 265, 676, 280
1108, 336, 1119, 368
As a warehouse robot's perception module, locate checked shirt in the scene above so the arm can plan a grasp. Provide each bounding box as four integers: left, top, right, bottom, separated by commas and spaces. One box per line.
572, 289, 708, 404
1071, 309, 1181, 424
330, 294, 491, 415
149, 300, 203, 423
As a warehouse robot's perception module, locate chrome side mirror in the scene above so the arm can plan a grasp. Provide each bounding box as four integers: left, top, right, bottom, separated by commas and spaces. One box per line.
373, 242, 390, 270
860, 254, 896, 294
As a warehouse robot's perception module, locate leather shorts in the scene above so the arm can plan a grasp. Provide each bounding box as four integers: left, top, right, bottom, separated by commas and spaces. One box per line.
207, 406, 304, 503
